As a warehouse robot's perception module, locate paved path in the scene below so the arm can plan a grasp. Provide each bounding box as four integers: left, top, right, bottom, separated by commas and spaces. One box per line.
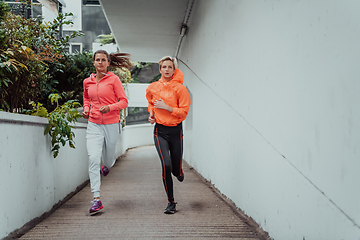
19, 146, 269, 239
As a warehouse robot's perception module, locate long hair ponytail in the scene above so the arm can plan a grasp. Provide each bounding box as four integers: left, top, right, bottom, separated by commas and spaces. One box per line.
93, 50, 133, 70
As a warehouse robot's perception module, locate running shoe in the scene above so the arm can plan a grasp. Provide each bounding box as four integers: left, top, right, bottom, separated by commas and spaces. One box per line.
177, 172, 184, 182
164, 202, 177, 214
101, 165, 109, 177
89, 199, 103, 215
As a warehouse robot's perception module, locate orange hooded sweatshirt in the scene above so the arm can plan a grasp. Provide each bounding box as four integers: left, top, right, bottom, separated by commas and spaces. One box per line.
146, 68, 191, 126
83, 72, 128, 125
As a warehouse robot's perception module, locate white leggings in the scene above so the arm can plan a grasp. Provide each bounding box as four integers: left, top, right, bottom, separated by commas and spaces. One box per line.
86, 121, 121, 198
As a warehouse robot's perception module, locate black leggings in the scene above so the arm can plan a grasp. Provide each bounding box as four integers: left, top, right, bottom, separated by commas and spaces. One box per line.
153, 123, 183, 203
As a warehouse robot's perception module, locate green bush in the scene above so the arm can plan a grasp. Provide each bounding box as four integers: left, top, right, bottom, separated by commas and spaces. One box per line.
48, 51, 95, 107
0, 6, 82, 112
24, 93, 82, 158
0, 1, 9, 49
1, 3, 134, 155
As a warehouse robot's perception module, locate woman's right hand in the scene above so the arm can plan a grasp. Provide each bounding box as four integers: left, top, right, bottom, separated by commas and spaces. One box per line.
148, 111, 155, 124
82, 111, 89, 119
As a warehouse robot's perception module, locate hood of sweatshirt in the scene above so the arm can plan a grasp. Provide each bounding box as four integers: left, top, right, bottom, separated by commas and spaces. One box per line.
88, 71, 116, 82
159, 68, 183, 84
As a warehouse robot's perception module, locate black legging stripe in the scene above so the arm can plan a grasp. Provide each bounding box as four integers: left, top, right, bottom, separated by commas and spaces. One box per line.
154, 131, 170, 198
180, 130, 183, 176
154, 123, 183, 203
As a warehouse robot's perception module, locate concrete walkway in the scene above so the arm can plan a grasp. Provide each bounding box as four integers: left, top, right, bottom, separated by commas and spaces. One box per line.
18, 146, 269, 239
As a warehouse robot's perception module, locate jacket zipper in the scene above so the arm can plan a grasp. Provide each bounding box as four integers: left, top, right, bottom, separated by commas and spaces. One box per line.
96, 78, 104, 124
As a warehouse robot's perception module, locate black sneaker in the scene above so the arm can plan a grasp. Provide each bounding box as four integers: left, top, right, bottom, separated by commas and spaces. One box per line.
164, 202, 177, 214
177, 172, 184, 182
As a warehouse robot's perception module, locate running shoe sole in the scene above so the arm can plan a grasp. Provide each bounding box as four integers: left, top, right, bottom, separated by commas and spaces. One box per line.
90, 205, 103, 215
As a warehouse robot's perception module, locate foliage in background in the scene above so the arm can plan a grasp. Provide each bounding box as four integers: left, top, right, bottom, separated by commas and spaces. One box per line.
1, 1, 136, 156
37, 12, 84, 110
95, 33, 160, 83
0, 1, 10, 110
51, 51, 133, 106
112, 66, 133, 127
0, 0, 82, 112
96, 33, 116, 46
132, 62, 161, 83
51, 51, 95, 106
24, 93, 82, 158
0, 1, 9, 49
0, 37, 48, 111
0, 1, 85, 156
131, 62, 149, 83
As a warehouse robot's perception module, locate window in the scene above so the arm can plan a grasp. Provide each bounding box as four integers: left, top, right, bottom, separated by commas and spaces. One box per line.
5, 0, 42, 19
83, 0, 100, 5
125, 107, 150, 125
32, 0, 42, 18
69, 43, 82, 54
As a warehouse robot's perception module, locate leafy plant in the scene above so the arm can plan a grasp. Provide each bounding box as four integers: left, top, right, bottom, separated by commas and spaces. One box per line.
0, 39, 47, 111
49, 51, 95, 107
0, 1, 10, 110
96, 33, 116, 45
24, 93, 82, 158
111, 66, 132, 127
0, 4, 83, 112
0, 1, 9, 49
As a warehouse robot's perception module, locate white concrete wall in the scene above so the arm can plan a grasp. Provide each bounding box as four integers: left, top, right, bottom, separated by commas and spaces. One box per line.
126, 83, 149, 108
179, 0, 360, 239
62, 0, 82, 31
42, 0, 82, 31
120, 124, 153, 152
119, 83, 153, 152
92, 42, 117, 54
42, 5, 57, 23
0, 103, 153, 239
0, 112, 88, 239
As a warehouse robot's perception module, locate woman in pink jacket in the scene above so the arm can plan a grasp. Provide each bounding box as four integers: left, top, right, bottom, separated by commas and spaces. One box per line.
82, 50, 132, 215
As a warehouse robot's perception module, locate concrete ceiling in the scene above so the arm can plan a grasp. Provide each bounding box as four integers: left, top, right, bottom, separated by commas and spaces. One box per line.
99, 0, 193, 63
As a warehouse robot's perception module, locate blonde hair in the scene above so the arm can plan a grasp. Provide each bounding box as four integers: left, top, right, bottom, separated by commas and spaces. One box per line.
158, 56, 177, 70
93, 50, 133, 70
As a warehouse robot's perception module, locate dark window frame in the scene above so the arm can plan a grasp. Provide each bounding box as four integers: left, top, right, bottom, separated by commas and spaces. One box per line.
83, 0, 100, 5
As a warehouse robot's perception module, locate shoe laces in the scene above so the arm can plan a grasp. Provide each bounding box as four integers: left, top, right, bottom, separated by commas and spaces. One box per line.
91, 199, 100, 205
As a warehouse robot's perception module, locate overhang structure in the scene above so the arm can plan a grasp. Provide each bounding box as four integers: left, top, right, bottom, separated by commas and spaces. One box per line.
99, 0, 194, 62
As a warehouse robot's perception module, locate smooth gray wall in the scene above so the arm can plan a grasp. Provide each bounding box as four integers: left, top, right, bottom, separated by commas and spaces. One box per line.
179, 0, 360, 239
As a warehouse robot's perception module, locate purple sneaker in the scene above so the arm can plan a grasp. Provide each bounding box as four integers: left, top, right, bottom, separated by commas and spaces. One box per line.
101, 165, 109, 176
89, 199, 103, 215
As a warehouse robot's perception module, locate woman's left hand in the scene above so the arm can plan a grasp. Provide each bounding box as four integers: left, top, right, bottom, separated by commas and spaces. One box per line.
154, 99, 173, 113
99, 105, 110, 113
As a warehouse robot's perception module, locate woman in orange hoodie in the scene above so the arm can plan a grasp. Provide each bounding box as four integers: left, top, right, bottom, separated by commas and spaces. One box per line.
82, 50, 132, 215
146, 56, 191, 214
